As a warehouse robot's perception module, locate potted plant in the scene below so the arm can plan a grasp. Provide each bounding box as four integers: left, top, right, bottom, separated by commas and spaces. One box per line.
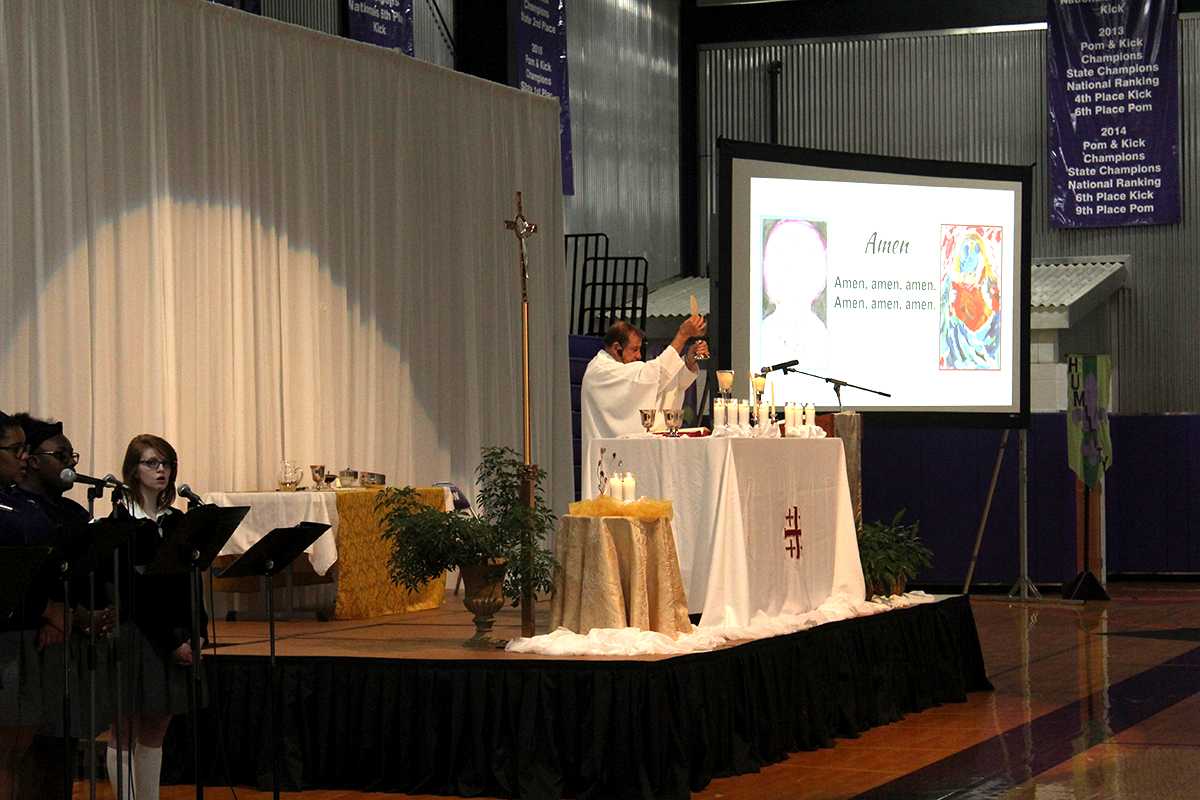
856, 509, 933, 598
377, 446, 556, 646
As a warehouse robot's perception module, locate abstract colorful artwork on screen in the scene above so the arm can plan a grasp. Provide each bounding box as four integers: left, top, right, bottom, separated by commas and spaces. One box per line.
939, 224, 1002, 370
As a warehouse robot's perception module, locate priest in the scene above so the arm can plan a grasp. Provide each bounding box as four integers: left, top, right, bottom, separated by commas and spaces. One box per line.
580, 316, 709, 479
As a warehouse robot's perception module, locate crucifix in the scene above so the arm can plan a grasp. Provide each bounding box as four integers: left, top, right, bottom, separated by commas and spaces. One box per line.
504, 191, 538, 638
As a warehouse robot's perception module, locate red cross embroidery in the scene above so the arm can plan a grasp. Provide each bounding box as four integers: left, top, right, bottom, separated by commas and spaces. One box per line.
783, 505, 803, 560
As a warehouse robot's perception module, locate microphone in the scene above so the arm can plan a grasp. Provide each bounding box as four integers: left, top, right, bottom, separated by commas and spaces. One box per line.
178, 484, 206, 508
60, 468, 127, 491
760, 359, 799, 375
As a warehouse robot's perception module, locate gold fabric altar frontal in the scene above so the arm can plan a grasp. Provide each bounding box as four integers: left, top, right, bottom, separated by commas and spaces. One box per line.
551, 513, 691, 637
333, 487, 446, 620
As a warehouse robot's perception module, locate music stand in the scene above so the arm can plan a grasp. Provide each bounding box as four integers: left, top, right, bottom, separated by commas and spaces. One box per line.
216, 522, 330, 800
48, 522, 125, 800
144, 504, 250, 800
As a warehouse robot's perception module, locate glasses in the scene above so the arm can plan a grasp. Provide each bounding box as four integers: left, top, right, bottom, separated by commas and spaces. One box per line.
139, 459, 175, 471
34, 449, 80, 466
0, 442, 28, 456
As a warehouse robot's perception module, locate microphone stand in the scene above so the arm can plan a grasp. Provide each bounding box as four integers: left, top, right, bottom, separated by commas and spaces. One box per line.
57, 553, 73, 800
85, 482, 106, 800
776, 367, 891, 411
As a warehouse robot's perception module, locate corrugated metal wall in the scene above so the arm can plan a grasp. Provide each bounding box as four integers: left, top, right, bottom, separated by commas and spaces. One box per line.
699, 20, 1200, 413
414, 0, 454, 68
262, 0, 339, 34
565, 0, 680, 288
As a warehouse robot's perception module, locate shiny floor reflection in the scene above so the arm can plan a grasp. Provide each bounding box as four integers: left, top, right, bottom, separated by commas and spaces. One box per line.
694, 583, 1200, 800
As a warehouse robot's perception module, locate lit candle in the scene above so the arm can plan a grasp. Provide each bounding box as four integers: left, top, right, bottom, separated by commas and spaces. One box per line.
624, 472, 637, 502
771, 382, 775, 417
738, 400, 750, 428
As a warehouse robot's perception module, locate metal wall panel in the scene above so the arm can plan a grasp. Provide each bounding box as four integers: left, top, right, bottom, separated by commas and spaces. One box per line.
564, 0, 680, 288
699, 20, 1200, 413
414, 0, 454, 68
262, 0, 339, 35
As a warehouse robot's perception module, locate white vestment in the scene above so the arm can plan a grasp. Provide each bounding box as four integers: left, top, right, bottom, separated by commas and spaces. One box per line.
580, 346, 698, 463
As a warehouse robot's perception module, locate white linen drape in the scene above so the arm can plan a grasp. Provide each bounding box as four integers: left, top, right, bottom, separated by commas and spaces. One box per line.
0, 0, 573, 512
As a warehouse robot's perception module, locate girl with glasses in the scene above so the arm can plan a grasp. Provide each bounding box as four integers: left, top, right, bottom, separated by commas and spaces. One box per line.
0, 411, 75, 798
105, 434, 204, 800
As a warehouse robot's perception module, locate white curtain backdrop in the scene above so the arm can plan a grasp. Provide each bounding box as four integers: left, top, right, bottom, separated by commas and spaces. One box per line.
0, 0, 573, 512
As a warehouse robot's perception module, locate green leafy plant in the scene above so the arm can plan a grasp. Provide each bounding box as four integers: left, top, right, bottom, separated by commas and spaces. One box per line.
856, 509, 932, 597
377, 446, 557, 606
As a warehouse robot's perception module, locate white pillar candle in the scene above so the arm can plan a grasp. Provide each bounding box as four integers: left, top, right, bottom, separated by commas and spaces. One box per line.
805, 402, 816, 427
738, 400, 750, 428
785, 403, 796, 431
623, 472, 636, 502
713, 398, 726, 428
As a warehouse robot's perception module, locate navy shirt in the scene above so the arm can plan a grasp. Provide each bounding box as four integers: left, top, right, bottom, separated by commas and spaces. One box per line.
0, 484, 59, 630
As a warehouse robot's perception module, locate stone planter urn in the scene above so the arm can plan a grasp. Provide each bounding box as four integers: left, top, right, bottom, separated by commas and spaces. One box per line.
459, 558, 509, 648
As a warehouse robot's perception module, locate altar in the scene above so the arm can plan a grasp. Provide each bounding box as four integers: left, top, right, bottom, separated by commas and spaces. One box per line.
205, 486, 451, 619
585, 437, 865, 626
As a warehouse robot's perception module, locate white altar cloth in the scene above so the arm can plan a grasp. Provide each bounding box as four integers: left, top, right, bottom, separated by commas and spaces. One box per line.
584, 437, 866, 626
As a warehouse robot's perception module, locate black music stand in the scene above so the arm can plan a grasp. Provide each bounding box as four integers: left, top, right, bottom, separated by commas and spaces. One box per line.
144, 504, 250, 800
49, 520, 133, 800
77, 516, 145, 800
216, 522, 330, 800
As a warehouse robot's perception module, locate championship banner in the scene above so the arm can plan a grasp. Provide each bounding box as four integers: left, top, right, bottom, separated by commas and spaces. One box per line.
347, 0, 414, 56
1067, 354, 1113, 488
510, 0, 574, 195
213, 0, 262, 11
1047, 0, 1179, 228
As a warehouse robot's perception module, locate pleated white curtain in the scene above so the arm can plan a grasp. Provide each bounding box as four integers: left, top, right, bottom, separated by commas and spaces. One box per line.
0, 0, 573, 512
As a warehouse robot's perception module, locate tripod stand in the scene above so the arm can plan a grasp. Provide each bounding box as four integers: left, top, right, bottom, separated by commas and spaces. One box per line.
217, 521, 330, 800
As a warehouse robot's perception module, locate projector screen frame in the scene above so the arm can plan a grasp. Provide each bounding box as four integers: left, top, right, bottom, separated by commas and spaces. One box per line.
716, 138, 1032, 430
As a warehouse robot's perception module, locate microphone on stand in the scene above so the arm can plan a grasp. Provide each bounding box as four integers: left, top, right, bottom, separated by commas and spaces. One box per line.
61, 469, 128, 492
760, 359, 799, 375
178, 484, 206, 509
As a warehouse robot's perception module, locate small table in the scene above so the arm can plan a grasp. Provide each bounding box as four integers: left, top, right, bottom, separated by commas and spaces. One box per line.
206, 487, 450, 619
552, 513, 691, 636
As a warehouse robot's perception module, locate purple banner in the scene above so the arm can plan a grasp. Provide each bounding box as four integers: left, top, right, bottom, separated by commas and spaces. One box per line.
510, 0, 574, 195
347, 0, 413, 56
1048, 0, 1179, 228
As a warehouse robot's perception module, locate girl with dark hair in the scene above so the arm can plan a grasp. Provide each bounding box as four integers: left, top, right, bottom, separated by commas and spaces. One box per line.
0, 411, 69, 798
106, 433, 203, 800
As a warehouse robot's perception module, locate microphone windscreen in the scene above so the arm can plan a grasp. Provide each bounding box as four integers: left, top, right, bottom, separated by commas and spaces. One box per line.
60, 468, 77, 485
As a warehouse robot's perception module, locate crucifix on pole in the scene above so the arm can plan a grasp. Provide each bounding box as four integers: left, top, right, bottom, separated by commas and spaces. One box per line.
504, 191, 538, 638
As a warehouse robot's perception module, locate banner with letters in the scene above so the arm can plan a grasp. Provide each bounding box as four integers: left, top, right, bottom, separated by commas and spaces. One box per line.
1047, 0, 1179, 228
347, 0, 414, 56
510, 0, 574, 195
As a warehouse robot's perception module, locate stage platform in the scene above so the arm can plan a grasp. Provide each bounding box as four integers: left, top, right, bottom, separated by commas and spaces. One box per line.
162, 595, 990, 800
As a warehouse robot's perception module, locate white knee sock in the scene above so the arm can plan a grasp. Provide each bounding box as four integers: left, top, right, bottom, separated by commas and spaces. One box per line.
134, 743, 163, 800
106, 745, 134, 800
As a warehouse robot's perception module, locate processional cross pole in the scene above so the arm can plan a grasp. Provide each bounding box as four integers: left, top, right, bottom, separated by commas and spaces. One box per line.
504, 191, 537, 638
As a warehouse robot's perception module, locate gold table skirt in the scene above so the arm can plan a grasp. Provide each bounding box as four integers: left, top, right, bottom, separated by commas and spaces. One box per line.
551, 514, 691, 636
333, 487, 446, 619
